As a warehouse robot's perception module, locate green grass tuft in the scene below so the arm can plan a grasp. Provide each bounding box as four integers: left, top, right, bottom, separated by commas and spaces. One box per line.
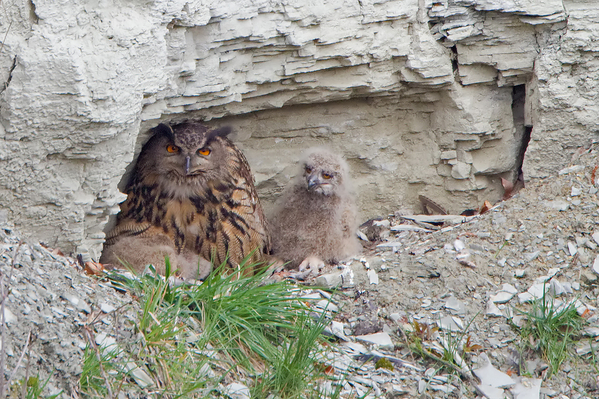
80, 256, 335, 397
514, 285, 586, 376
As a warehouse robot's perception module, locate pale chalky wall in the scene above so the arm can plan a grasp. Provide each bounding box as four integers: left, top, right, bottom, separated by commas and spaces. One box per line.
0, 0, 595, 258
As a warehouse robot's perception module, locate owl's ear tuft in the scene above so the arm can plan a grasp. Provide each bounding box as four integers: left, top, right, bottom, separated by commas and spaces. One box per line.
206, 126, 232, 143
152, 123, 175, 140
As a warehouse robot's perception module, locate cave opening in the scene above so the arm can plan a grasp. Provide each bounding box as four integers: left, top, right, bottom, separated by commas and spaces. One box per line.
511, 84, 532, 183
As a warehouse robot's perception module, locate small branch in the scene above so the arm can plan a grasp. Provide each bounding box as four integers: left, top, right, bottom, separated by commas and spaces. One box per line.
7, 330, 31, 386
20, 349, 30, 399
83, 327, 114, 399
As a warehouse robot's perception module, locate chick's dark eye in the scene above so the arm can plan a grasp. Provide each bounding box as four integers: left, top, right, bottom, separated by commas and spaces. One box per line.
198, 148, 211, 156
166, 144, 179, 153
305, 167, 312, 174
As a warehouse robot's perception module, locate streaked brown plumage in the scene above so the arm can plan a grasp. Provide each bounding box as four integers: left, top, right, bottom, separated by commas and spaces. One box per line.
270, 148, 361, 270
100, 121, 271, 278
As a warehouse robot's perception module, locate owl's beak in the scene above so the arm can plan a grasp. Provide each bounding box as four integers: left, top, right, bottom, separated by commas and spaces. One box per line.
308, 176, 319, 189
185, 156, 191, 175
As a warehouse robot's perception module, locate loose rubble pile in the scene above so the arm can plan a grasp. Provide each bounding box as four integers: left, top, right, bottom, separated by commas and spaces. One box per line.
0, 232, 139, 396
2, 147, 599, 398
325, 145, 599, 398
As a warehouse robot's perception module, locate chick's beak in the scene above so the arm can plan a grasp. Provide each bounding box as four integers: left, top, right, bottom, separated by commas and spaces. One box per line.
185, 156, 191, 175
308, 176, 319, 189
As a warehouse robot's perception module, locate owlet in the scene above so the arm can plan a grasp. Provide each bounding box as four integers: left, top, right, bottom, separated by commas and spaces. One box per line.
269, 148, 361, 271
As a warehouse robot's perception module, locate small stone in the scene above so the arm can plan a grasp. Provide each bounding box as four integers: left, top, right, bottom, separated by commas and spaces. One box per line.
342, 341, 368, 355
542, 200, 569, 211
355, 332, 394, 350
593, 255, 599, 275
512, 377, 542, 399
373, 219, 390, 228
421, 298, 432, 308
225, 383, 251, 399
500, 283, 518, 295
437, 316, 463, 331
518, 292, 535, 303
95, 333, 117, 348
567, 242, 577, 256
524, 251, 540, 262
125, 362, 154, 388
515, 269, 526, 278
315, 266, 354, 288
389, 313, 402, 323
585, 327, 599, 337
2, 307, 17, 325
101, 303, 116, 313
526, 283, 547, 299
367, 269, 379, 285
418, 379, 426, 394
454, 239, 466, 252
582, 270, 598, 285
571, 186, 582, 196
315, 300, 338, 313
558, 165, 584, 175
445, 295, 465, 313
329, 321, 349, 341
63, 294, 91, 314
473, 353, 516, 388
592, 232, 599, 246
476, 384, 505, 399
490, 291, 514, 304
486, 301, 503, 317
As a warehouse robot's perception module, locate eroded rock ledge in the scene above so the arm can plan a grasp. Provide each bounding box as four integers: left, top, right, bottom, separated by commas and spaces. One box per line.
0, 0, 596, 258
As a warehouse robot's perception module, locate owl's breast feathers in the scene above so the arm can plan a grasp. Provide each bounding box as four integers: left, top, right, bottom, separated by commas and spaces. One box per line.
105, 161, 270, 269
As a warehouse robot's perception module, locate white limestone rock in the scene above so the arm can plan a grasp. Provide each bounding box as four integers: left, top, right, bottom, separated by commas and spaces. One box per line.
0, 0, 595, 258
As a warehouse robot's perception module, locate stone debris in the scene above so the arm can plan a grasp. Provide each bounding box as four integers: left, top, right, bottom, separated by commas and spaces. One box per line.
367, 269, 379, 285
593, 255, 599, 275
124, 362, 154, 389
4, 146, 599, 398
355, 332, 394, 350
0, 227, 139, 396
512, 377, 542, 399
473, 353, 516, 389
224, 382, 251, 399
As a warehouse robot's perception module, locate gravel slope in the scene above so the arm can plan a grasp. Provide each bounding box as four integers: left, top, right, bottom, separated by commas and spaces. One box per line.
2, 145, 599, 398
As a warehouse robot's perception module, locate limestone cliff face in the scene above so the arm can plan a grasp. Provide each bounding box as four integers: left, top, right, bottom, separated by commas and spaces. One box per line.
0, 0, 593, 257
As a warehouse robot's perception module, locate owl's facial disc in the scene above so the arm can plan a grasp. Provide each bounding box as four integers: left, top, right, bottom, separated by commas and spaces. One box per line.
183, 147, 216, 177
306, 170, 335, 195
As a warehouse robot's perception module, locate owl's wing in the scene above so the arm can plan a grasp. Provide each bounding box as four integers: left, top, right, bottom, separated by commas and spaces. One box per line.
198, 142, 271, 269
231, 144, 272, 254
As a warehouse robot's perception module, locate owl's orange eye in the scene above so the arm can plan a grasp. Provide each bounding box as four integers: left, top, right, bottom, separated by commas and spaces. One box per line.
166, 144, 179, 153
322, 173, 333, 180
305, 167, 312, 174
198, 148, 211, 156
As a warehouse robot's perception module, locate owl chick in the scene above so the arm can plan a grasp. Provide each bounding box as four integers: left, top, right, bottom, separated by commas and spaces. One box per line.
270, 148, 361, 271
100, 121, 271, 279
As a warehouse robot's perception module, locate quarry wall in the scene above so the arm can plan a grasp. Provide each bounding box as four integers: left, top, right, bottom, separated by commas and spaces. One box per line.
0, 0, 597, 258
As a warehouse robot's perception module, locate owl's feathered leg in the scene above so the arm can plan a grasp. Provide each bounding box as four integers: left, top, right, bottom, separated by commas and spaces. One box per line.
100, 234, 212, 280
